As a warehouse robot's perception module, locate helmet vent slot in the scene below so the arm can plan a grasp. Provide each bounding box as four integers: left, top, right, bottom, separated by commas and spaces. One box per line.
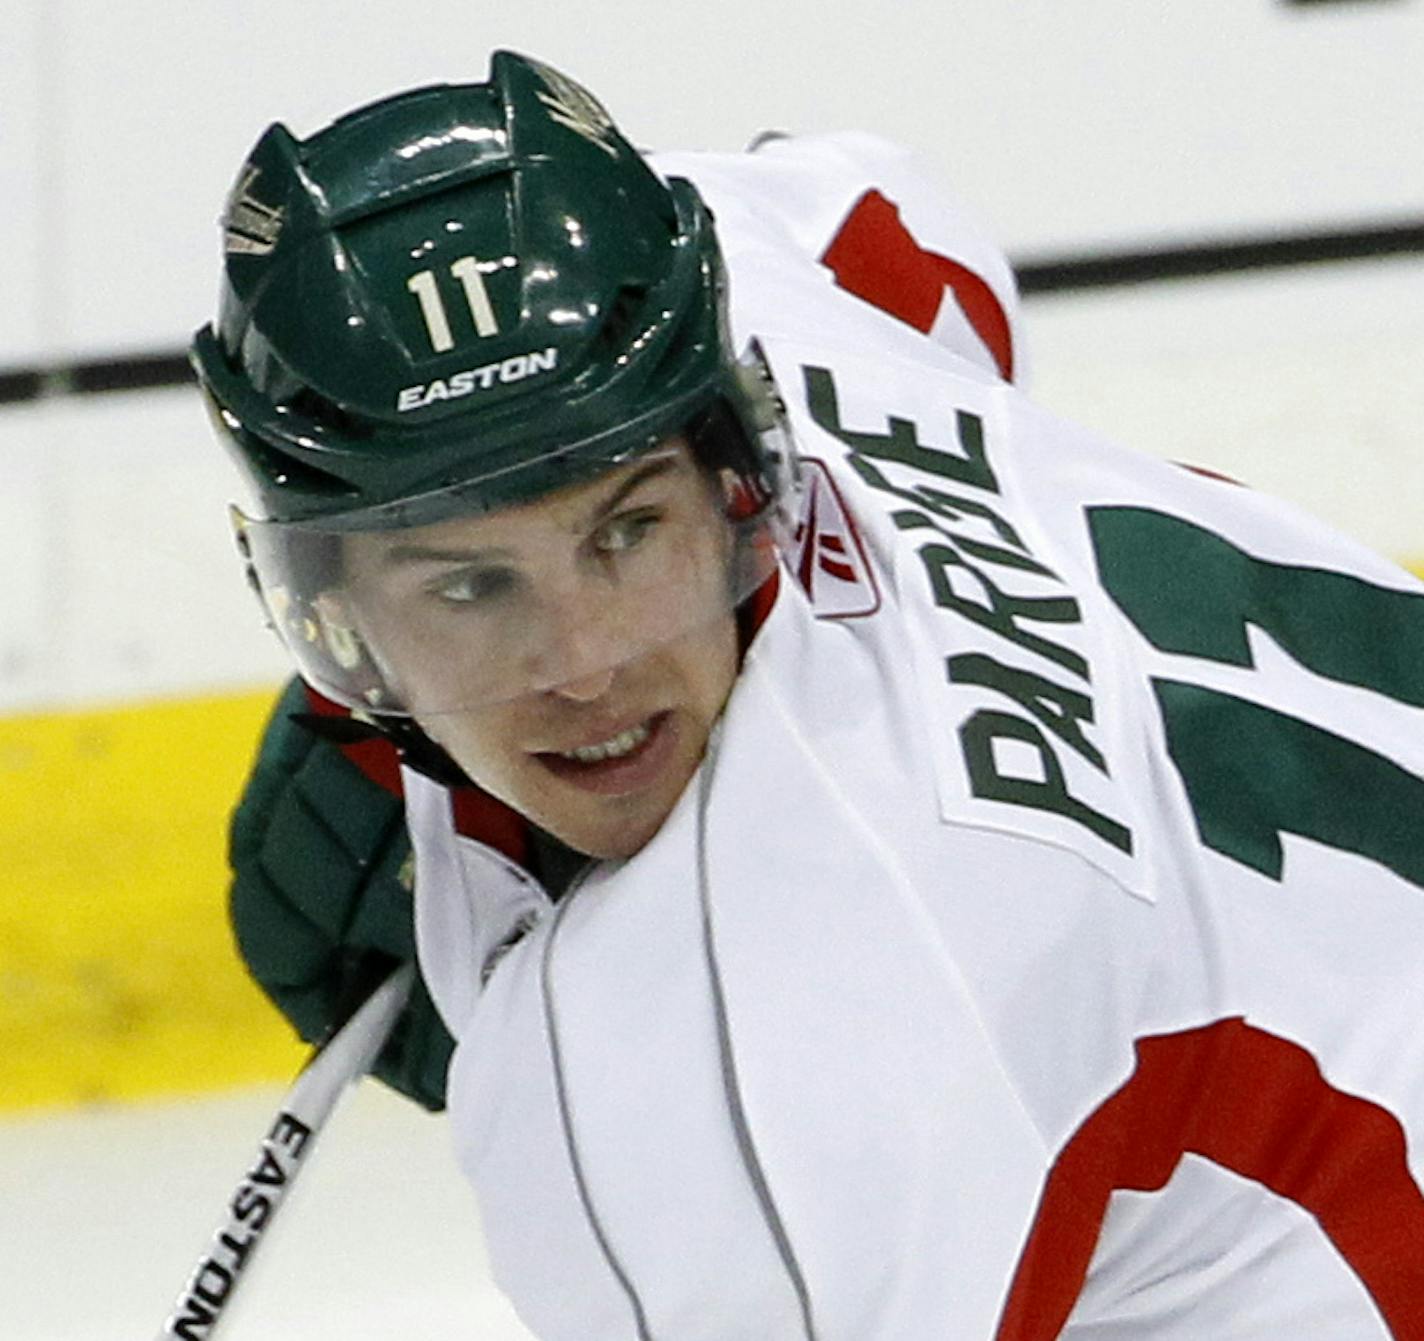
229, 424, 362, 503
593, 285, 649, 359
282, 385, 376, 440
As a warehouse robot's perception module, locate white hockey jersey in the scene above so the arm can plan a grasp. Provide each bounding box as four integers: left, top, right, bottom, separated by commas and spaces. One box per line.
404, 136, 1424, 1339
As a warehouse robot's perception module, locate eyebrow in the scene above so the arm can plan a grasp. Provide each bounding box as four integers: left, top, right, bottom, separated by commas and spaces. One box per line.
378, 541, 516, 567
376, 454, 682, 569
587, 454, 679, 524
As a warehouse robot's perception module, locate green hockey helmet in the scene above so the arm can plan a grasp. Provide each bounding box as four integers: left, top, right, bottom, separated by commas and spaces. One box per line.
193, 52, 796, 714
193, 49, 783, 524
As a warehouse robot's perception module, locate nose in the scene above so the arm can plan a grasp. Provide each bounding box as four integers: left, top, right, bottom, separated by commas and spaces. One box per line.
548, 666, 617, 703
522, 586, 628, 700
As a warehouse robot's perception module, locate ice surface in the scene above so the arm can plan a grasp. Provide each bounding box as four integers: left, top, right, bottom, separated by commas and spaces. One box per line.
2, 1081, 536, 1340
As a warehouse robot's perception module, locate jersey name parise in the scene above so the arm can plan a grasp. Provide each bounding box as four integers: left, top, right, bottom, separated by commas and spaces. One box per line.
404, 137, 1424, 1340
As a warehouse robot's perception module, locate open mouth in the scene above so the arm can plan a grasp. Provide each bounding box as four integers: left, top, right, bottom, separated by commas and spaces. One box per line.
533, 711, 674, 794
559, 720, 652, 764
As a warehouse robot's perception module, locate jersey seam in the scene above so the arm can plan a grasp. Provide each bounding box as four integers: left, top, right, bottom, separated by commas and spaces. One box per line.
696, 728, 820, 1341
540, 883, 655, 1341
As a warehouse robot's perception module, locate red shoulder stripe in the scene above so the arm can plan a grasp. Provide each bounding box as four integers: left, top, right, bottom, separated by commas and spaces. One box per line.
300, 685, 529, 865
302, 684, 404, 797
820, 188, 1014, 382
996, 1018, 1424, 1338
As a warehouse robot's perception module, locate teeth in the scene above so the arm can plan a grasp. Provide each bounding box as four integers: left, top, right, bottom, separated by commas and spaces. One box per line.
562, 721, 651, 764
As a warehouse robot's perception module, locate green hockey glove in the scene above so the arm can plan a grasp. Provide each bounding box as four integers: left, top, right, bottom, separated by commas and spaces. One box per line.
229, 677, 454, 1110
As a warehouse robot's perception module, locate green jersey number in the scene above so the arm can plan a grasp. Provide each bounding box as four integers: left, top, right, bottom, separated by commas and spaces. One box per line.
1089, 506, 1424, 889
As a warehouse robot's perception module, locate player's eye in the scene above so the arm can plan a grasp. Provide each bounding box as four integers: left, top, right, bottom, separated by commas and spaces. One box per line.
426, 566, 517, 605
592, 508, 662, 556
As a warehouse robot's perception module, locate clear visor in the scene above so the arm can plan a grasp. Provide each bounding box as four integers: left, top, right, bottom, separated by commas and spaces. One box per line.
235, 426, 797, 716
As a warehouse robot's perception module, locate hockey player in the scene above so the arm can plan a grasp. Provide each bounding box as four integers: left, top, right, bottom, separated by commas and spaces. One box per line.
197, 51, 1424, 1339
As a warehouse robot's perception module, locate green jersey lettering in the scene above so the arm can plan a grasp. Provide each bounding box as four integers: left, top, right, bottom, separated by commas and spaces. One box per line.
949, 652, 1107, 772
846, 453, 1029, 551
804, 365, 998, 492
1092, 505, 1424, 888
912, 539, 1087, 681
960, 710, 1133, 854
1089, 506, 1424, 703
1154, 680, 1424, 886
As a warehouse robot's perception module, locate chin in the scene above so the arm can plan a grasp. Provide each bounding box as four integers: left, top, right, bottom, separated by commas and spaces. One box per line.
545, 797, 676, 863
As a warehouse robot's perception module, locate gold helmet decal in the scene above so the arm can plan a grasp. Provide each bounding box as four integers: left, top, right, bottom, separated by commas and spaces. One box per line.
528, 60, 619, 158
223, 164, 286, 257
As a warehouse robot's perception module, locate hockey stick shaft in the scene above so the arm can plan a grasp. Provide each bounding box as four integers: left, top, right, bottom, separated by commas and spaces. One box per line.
154, 962, 416, 1340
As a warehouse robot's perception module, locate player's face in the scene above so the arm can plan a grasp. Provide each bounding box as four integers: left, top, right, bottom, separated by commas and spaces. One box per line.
344, 444, 742, 859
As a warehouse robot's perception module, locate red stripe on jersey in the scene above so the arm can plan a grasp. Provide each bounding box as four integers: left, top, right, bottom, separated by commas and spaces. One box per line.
303, 683, 405, 795
820, 188, 1015, 382
740, 568, 780, 641
995, 1018, 1424, 1339
450, 787, 529, 867
302, 684, 529, 862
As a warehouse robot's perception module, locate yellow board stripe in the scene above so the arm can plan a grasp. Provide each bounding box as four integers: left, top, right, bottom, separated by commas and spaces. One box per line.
0, 688, 306, 1113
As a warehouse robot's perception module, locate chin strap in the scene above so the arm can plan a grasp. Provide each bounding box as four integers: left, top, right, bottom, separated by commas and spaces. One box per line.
290, 698, 473, 789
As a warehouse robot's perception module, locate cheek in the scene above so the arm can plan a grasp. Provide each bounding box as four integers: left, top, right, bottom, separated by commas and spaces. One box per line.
683, 617, 740, 722
420, 708, 522, 789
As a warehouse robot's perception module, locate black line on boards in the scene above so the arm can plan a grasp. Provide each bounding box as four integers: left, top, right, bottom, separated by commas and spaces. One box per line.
2, 217, 1422, 406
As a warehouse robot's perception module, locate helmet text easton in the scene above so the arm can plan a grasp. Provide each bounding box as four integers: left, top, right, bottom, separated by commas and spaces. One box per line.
396, 347, 560, 413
